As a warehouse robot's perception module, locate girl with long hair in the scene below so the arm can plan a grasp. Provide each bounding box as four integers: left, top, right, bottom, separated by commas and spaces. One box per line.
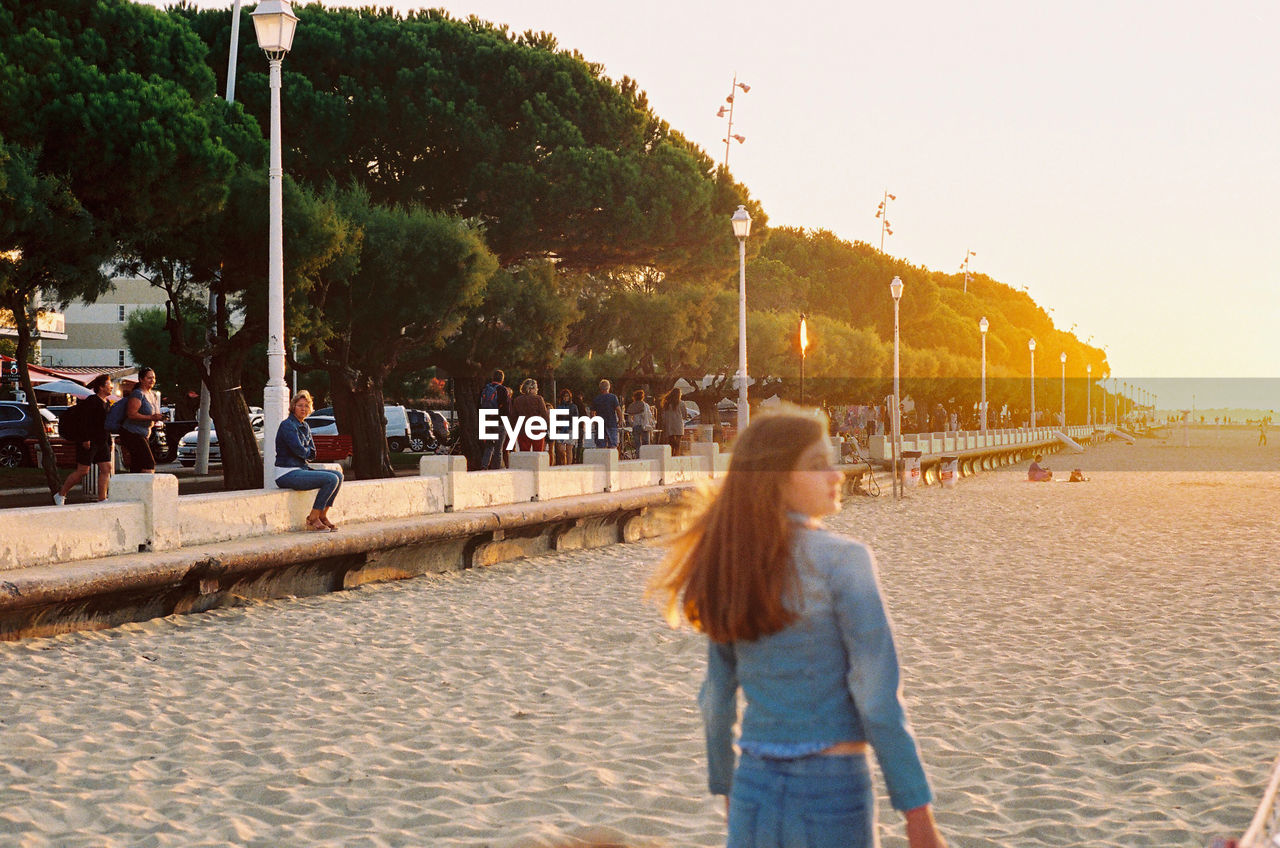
649, 409, 945, 848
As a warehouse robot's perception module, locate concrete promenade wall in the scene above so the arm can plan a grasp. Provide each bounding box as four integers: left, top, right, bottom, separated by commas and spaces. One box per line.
867, 425, 1096, 461
0, 444, 723, 573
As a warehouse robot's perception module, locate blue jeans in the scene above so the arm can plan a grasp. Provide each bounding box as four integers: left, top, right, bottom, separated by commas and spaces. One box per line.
479, 440, 503, 469
632, 426, 650, 447
596, 426, 619, 449
276, 466, 343, 511
728, 751, 875, 848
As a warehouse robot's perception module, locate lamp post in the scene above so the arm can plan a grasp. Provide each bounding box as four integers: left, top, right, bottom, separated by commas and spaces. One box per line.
252, 0, 299, 488
890, 276, 904, 500
961, 249, 977, 293
875, 190, 896, 253
732, 204, 751, 434
716, 74, 750, 171
1028, 338, 1036, 429
1060, 351, 1067, 428
798, 313, 809, 406
1086, 363, 1092, 428
978, 316, 989, 434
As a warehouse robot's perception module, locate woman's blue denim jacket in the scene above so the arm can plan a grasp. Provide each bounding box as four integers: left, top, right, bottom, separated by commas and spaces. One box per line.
699, 523, 934, 812
275, 416, 315, 469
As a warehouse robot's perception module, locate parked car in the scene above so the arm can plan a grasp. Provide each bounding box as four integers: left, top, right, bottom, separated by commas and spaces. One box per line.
313, 404, 413, 452
0, 400, 59, 468
304, 415, 338, 435
176, 415, 265, 467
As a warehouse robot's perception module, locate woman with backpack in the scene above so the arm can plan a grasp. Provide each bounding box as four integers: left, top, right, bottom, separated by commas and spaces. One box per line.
53, 375, 114, 505
119, 367, 165, 473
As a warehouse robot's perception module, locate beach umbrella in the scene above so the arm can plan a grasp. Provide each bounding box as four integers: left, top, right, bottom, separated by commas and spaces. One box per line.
33, 379, 92, 398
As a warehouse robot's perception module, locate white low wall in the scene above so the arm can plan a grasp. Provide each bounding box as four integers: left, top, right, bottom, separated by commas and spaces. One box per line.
8, 448, 731, 572
868, 426, 1095, 461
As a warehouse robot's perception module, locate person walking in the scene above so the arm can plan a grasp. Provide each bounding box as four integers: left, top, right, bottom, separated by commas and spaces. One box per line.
659, 387, 685, 456
274, 391, 343, 531
120, 367, 164, 473
478, 369, 512, 470
648, 409, 946, 848
592, 379, 624, 450
53, 375, 114, 504
551, 388, 579, 466
626, 389, 654, 449
510, 378, 550, 453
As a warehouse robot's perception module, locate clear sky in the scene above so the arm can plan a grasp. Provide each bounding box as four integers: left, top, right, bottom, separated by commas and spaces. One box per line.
161, 2, 1280, 407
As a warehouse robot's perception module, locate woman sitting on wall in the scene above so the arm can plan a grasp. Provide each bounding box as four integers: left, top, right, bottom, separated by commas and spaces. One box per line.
274, 390, 343, 531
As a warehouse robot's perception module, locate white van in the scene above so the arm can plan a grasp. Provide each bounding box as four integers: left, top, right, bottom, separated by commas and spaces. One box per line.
384, 404, 412, 453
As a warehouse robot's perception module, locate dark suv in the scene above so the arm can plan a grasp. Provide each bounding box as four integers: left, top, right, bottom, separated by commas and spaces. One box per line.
0, 400, 59, 468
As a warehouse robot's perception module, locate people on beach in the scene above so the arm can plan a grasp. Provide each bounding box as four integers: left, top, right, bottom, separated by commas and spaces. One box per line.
53, 375, 114, 504
120, 367, 164, 473
552, 388, 579, 466
659, 388, 685, 456
511, 378, 550, 453
1259, 421, 1267, 447
478, 370, 513, 470
1028, 454, 1052, 482
592, 379, 624, 450
274, 390, 342, 531
648, 408, 946, 848
626, 389, 654, 449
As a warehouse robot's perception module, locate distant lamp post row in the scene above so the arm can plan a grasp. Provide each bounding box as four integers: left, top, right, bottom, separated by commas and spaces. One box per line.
252, 0, 299, 487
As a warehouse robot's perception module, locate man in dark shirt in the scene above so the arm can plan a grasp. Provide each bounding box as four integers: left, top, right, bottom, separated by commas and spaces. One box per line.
478, 369, 512, 469
591, 379, 625, 450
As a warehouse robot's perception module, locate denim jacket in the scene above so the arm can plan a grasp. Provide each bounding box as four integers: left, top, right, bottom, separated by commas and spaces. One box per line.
699, 524, 934, 812
274, 416, 315, 469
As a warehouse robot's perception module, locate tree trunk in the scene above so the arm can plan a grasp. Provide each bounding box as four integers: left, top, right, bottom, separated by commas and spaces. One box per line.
452, 373, 485, 471
329, 368, 393, 480
207, 355, 262, 490
7, 294, 61, 496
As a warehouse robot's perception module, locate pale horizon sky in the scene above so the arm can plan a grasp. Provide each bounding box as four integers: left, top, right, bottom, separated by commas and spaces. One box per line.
146, 1, 1280, 407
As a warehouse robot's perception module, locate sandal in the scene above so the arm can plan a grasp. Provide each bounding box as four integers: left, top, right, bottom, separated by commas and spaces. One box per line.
305, 516, 328, 532
320, 517, 338, 531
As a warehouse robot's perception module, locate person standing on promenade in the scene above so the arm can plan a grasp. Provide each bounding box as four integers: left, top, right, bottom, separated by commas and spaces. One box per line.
659, 387, 685, 456
478, 369, 512, 470
274, 390, 342, 531
120, 367, 164, 473
592, 379, 624, 450
626, 389, 654, 449
53, 375, 114, 504
511, 378, 550, 453
552, 388, 579, 466
648, 409, 947, 848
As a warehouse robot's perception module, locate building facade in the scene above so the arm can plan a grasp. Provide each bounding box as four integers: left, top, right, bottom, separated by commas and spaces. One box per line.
41, 274, 167, 368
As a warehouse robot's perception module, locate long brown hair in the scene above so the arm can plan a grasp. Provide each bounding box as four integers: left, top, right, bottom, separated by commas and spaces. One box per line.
648, 409, 828, 643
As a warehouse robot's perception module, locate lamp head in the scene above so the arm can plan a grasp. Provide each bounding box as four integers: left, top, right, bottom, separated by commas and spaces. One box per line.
731, 205, 751, 240
1028, 338, 1036, 352
252, 0, 298, 57
1087, 364, 1092, 374
978, 316, 989, 334
1060, 352, 1067, 364
889, 276, 903, 301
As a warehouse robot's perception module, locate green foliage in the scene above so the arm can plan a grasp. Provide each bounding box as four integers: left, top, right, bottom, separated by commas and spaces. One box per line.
123, 305, 208, 405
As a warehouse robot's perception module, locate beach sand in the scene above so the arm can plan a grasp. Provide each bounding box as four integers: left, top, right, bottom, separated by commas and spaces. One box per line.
1, 429, 1277, 847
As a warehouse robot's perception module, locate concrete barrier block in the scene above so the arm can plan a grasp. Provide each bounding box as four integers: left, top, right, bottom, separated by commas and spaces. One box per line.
451, 469, 532, 510
583, 448, 619, 491
111, 473, 180, 552
690, 442, 720, 478
340, 477, 446, 522
617, 459, 659, 490
419, 454, 466, 508
638, 444, 671, 483
509, 451, 550, 500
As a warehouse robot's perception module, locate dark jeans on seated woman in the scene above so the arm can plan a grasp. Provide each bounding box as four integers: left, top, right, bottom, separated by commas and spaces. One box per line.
276, 466, 343, 510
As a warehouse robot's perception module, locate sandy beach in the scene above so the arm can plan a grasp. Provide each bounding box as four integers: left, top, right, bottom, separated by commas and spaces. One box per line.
1, 428, 1277, 847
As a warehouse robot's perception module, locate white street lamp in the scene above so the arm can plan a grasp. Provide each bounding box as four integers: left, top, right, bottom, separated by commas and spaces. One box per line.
890, 276, 904, 500
253, 0, 298, 488
1086, 363, 1092, 428
978, 316, 989, 434
732, 204, 751, 434
1060, 351, 1067, 428
1028, 338, 1036, 429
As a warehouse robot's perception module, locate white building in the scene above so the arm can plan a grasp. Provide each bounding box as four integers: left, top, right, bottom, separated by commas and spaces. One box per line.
41, 274, 167, 368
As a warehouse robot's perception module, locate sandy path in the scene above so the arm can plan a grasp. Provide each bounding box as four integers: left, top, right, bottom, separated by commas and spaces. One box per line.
1, 431, 1276, 847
